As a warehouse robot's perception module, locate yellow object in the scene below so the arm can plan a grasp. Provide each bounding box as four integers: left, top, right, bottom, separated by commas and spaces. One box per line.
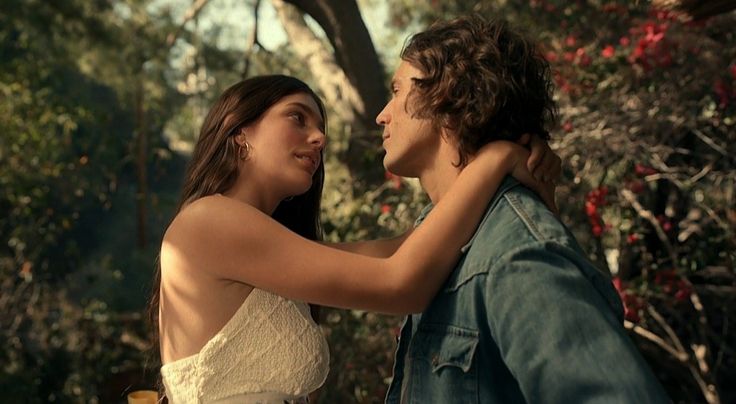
127, 390, 158, 404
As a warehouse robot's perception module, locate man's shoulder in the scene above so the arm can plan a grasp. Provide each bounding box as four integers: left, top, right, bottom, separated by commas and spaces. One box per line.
466, 180, 582, 262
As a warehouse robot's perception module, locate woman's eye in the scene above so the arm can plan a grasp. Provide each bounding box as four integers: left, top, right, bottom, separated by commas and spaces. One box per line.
290, 112, 305, 125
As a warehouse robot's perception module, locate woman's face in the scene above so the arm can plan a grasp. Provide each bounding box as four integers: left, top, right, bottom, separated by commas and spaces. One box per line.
241, 92, 326, 199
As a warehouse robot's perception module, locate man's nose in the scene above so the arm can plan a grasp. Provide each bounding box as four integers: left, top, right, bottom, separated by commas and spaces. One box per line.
376, 103, 391, 126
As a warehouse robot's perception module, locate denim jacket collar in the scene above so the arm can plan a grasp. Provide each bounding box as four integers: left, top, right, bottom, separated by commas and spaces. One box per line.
414, 176, 522, 253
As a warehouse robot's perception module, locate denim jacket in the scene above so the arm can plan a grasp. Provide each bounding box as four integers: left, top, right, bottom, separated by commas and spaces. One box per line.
386, 177, 670, 404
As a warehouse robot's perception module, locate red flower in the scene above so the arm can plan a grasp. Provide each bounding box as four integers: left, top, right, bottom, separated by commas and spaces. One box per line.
622, 293, 641, 322
654, 269, 676, 285
626, 234, 639, 244
714, 79, 730, 108
675, 289, 691, 302
579, 54, 592, 67
385, 171, 402, 189
563, 121, 573, 132
592, 225, 603, 237
675, 280, 692, 302
612, 278, 640, 322
612, 276, 623, 293
561, 82, 572, 94
619, 37, 631, 47
628, 180, 645, 194
602, 3, 623, 13
565, 35, 577, 47
381, 204, 391, 214
585, 201, 597, 216
634, 163, 657, 176
545, 51, 558, 63
601, 45, 615, 58
624, 305, 640, 323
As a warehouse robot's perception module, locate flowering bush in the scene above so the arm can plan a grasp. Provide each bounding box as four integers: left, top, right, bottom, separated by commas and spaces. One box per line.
520, 2, 735, 402
330, 1, 736, 403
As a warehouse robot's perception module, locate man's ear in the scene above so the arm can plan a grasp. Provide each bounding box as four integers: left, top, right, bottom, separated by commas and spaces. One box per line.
517, 133, 532, 146
439, 126, 459, 146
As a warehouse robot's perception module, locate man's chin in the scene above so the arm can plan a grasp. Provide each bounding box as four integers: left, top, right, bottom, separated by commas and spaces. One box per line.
383, 163, 412, 178
383, 158, 400, 176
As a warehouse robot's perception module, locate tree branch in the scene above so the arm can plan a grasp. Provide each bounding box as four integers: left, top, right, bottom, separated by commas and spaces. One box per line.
166, 0, 212, 47
243, 0, 263, 78
620, 188, 678, 265
626, 320, 688, 361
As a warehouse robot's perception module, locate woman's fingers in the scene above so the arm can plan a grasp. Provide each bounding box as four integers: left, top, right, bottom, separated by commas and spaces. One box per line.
535, 147, 562, 183
526, 134, 546, 177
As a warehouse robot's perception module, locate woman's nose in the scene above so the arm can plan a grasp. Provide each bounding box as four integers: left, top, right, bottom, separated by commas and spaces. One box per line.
309, 129, 326, 149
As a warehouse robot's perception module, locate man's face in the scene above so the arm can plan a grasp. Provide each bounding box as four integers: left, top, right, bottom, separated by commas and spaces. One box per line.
376, 60, 440, 177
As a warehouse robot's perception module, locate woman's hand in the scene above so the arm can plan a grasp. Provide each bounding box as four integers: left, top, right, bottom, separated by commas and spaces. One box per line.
517, 133, 562, 184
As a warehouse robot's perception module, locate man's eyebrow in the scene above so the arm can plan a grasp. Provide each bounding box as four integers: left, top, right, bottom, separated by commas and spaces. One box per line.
285, 101, 325, 132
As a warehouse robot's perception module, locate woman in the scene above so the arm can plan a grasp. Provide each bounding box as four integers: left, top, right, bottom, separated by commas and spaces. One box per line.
153, 75, 557, 403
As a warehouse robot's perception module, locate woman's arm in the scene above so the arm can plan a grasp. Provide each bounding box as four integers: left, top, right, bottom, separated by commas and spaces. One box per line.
162, 141, 543, 314
324, 230, 413, 258
324, 134, 561, 257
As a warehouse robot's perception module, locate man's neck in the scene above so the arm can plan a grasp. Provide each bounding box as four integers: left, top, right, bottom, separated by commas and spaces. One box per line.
418, 152, 462, 205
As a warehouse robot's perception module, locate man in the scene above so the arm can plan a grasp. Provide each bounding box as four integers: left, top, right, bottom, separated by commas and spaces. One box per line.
376, 15, 670, 403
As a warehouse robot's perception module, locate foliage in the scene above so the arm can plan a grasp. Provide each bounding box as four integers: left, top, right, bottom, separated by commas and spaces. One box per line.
0, 0, 183, 401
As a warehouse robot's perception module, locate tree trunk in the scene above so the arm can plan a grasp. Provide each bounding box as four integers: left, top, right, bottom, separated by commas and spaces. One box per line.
274, 0, 388, 186
135, 76, 147, 249
652, 0, 736, 20
281, 0, 387, 128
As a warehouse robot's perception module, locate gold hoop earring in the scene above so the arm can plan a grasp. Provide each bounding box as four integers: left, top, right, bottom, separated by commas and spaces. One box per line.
238, 141, 251, 160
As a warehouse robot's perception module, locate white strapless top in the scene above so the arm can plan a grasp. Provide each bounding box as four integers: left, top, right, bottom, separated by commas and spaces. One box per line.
161, 289, 330, 404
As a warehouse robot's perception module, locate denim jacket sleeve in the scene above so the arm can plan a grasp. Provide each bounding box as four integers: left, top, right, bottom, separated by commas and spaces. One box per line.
485, 241, 671, 404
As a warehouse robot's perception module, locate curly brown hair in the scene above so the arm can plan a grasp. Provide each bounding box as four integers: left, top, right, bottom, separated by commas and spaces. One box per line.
401, 14, 557, 166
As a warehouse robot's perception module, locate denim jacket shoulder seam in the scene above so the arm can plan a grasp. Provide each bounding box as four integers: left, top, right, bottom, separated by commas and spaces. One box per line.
503, 192, 545, 241
460, 180, 521, 252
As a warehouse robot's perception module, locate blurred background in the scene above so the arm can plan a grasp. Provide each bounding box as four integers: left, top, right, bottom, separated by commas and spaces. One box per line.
1, 0, 734, 402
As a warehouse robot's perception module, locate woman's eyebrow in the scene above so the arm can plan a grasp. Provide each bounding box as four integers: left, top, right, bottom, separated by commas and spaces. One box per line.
285, 102, 325, 132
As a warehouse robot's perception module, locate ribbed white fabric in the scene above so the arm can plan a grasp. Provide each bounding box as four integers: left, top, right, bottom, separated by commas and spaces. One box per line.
161, 289, 330, 404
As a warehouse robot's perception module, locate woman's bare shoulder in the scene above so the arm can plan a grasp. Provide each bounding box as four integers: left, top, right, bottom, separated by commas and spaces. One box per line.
164, 195, 263, 244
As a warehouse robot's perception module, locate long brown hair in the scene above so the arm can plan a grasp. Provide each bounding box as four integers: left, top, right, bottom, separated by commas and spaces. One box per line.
148, 75, 326, 373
